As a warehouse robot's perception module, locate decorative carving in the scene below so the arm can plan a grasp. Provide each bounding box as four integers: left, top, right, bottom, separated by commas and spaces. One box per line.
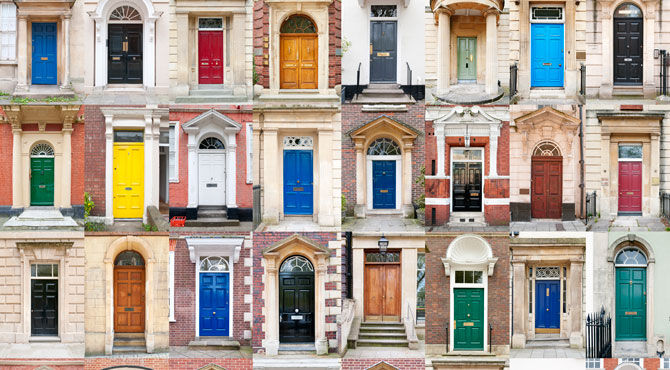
283, 136, 313, 149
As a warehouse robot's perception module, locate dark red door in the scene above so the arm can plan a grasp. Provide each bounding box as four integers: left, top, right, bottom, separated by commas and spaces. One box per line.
618, 161, 642, 213
198, 31, 223, 84
531, 156, 562, 219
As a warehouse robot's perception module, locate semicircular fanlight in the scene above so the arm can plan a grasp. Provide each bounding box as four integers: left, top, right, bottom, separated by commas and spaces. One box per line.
199, 137, 225, 150
30, 143, 55, 157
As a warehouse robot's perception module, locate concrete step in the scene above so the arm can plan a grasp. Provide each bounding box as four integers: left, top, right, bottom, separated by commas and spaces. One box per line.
359, 326, 405, 333
358, 332, 407, 340
189, 88, 234, 96
356, 338, 409, 347
253, 358, 341, 370
188, 336, 240, 350
525, 339, 569, 349
175, 96, 248, 104
448, 212, 487, 227
112, 345, 147, 354
198, 210, 227, 219
185, 218, 240, 227
113, 337, 146, 346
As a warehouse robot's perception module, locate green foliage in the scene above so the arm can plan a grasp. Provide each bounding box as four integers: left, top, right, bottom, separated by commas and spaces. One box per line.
341, 194, 347, 211
83, 192, 105, 231
142, 223, 158, 232
341, 37, 351, 54
43, 95, 78, 103
414, 166, 425, 210
0, 91, 9, 96
252, 59, 260, 85
11, 97, 37, 104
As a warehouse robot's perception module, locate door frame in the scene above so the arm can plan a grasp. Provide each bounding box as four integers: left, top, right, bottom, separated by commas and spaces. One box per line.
529, 5, 566, 88
369, 17, 398, 84
197, 138, 227, 207
197, 17, 226, 85
113, 263, 146, 333
617, 143, 643, 214
195, 256, 232, 337
29, 262, 60, 337
366, 155, 401, 211
29, 142, 56, 206
612, 3, 643, 86
449, 147, 485, 213
449, 266, 488, 352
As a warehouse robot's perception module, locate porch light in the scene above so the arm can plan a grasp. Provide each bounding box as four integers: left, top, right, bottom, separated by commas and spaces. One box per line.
378, 234, 389, 253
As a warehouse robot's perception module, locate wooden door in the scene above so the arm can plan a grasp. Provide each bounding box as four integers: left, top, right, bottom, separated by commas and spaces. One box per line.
370, 21, 397, 83
453, 288, 484, 350
283, 150, 313, 215
198, 30, 224, 84
280, 35, 317, 89
30, 157, 54, 206
530, 23, 564, 87
198, 152, 226, 206
31, 279, 58, 336
372, 160, 396, 209
616, 267, 646, 340
199, 273, 230, 336
535, 280, 560, 332
618, 161, 642, 213
364, 251, 401, 322
531, 156, 562, 219
31, 22, 57, 85
114, 266, 145, 333
614, 17, 643, 85
113, 138, 144, 219
452, 162, 482, 212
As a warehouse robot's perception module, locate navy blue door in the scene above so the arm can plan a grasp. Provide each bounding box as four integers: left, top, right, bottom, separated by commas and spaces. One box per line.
372, 160, 395, 209
199, 273, 229, 336
531, 23, 564, 87
535, 280, 560, 329
32, 23, 57, 85
284, 150, 313, 215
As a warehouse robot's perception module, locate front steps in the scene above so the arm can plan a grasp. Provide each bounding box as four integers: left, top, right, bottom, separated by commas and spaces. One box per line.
188, 336, 240, 350
184, 205, 240, 227
351, 84, 414, 105
277, 343, 317, 354
448, 212, 487, 227
175, 85, 249, 104
525, 335, 569, 349
113, 333, 146, 354
355, 322, 409, 347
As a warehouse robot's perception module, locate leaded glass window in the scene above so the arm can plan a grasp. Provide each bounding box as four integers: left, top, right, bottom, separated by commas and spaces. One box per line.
283, 136, 313, 149
366, 252, 400, 263
199, 256, 229, 272
280, 256, 314, 272
619, 144, 642, 159
455, 270, 483, 284
531, 6, 563, 20
535, 266, 560, 279
110, 6, 142, 21
115, 251, 145, 266
280, 15, 316, 34
615, 3, 642, 18
367, 138, 401, 156
114, 130, 144, 143
533, 141, 561, 156
371, 5, 397, 17
30, 143, 54, 157
615, 247, 647, 266
199, 137, 225, 150
199, 18, 223, 30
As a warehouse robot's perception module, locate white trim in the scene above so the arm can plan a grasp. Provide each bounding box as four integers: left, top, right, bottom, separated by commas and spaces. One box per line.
246, 123, 253, 184
169, 249, 175, 322
483, 198, 510, 205
366, 155, 402, 210
450, 147, 484, 213
169, 121, 179, 183
426, 197, 450, 205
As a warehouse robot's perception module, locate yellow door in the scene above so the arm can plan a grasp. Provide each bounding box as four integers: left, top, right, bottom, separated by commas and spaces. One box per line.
113, 142, 144, 218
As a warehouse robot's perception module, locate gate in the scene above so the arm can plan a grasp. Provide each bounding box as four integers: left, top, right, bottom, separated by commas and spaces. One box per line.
586, 307, 612, 358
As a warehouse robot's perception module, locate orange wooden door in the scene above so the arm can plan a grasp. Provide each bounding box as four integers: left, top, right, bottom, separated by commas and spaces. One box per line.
364, 252, 401, 322
114, 266, 145, 333
280, 35, 317, 89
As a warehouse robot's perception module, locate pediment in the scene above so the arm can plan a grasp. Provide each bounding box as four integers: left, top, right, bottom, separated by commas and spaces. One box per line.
513, 106, 580, 130
186, 237, 244, 264
366, 362, 399, 370
182, 109, 242, 135
348, 115, 420, 142
197, 364, 226, 370
433, 105, 501, 126
262, 233, 330, 257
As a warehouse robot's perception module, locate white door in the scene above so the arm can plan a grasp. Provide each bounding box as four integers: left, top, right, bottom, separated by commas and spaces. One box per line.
198, 152, 226, 205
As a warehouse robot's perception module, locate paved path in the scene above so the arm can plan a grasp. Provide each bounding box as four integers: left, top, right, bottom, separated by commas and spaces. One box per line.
343, 341, 425, 358
510, 347, 584, 358
589, 216, 667, 231
510, 220, 586, 232
343, 216, 424, 234
426, 225, 509, 233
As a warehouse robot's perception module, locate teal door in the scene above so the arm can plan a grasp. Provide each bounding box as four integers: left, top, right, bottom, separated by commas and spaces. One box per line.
616, 267, 646, 340
454, 288, 484, 350
457, 37, 476, 81
531, 23, 564, 87
31, 157, 54, 206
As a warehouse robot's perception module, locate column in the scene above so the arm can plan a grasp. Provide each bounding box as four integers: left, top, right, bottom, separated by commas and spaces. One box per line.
16, 15, 28, 90
186, 133, 197, 208
511, 261, 527, 348
317, 129, 334, 226
61, 14, 71, 88
435, 123, 446, 176
315, 261, 328, 355
144, 19, 157, 88
650, 133, 661, 215
568, 260, 583, 348
485, 10, 498, 95
354, 143, 365, 217
226, 142, 237, 208
176, 14, 189, 89
403, 143, 413, 216
104, 116, 113, 222
643, 12, 655, 97
12, 127, 22, 207
601, 13, 613, 97
489, 124, 500, 177
262, 129, 279, 223
437, 9, 452, 92
265, 264, 279, 355
62, 123, 72, 207
94, 19, 107, 88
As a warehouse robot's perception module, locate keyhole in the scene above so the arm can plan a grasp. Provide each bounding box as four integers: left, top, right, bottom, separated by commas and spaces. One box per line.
466, 63, 469, 68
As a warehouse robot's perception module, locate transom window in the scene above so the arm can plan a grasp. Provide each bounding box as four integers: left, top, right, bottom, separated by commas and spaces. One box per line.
452, 148, 482, 161
115, 251, 145, 266
615, 247, 647, 266
199, 256, 230, 272
31, 263, 58, 278
371, 5, 397, 17
455, 270, 483, 284
280, 256, 314, 272
618, 144, 642, 160
366, 252, 400, 263
367, 138, 401, 156
283, 136, 314, 149
199, 18, 223, 30
199, 137, 225, 150
109, 6, 142, 22
531, 6, 564, 21
535, 266, 560, 279
615, 3, 642, 18
114, 130, 144, 143
533, 141, 561, 157
30, 143, 54, 157
280, 15, 316, 34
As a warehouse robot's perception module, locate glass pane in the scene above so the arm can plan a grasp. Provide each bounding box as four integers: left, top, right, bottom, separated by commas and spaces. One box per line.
199, 18, 223, 29
455, 270, 464, 284
199, 256, 229, 272
615, 3, 642, 18
53, 264, 58, 277
199, 137, 225, 150
532, 7, 563, 20
280, 15, 316, 33
366, 252, 400, 263
280, 255, 314, 272
619, 144, 642, 159
452, 149, 482, 161
367, 138, 401, 155
115, 251, 145, 266
473, 271, 483, 284
371, 5, 397, 17
114, 130, 144, 143
416, 254, 425, 320
32, 264, 56, 277
31, 264, 36, 277
615, 248, 647, 265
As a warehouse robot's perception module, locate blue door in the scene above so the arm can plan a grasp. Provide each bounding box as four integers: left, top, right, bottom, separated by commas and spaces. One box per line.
531, 23, 564, 87
535, 280, 560, 330
372, 160, 396, 209
199, 273, 229, 336
32, 23, 57, 85
283, 150, 313, 215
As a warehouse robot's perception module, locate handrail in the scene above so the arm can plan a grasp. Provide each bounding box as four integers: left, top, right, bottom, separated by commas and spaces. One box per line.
489, 323, 493, 353
355, 62, 362, 99
404, 301, 418, 347
580, 63, 586, 96
406, 62, 412, 87
445, 323, 449, 354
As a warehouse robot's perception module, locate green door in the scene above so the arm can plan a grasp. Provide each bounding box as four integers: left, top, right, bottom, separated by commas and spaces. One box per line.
457, 37, 477, 81
616, 267, 646, 340
30, 157, 54, 206
454, 288, 484, 350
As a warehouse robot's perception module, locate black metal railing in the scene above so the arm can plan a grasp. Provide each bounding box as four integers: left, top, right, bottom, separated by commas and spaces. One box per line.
407, 62, 413, 88
660, 50, 669, 96
489, 323, 493, 353
252, 185, 261, 229
510, 63, 518, 98
585, 191, 597, 223
355, 62, 362, 97
661, 192, 670, 220
445, 323, 449, 354
580, 63, 586, 96
586, 307, 612, 359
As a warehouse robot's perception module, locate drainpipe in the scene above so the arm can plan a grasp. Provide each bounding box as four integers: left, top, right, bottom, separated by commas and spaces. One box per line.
509, 235, 514, 348
579, 105, 585, 219
345, 231, 353, 299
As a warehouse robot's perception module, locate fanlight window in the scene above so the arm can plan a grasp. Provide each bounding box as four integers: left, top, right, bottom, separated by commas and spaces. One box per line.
30, 143, 54, 157
199, 256, 229, 272
367, 138, 401, 156
533, 141, 561, 157
110, 6, 142, 21
615, 247, 647, 266
535, 266, 560, 279
280, 15, 317, 34
115, 250, 145, 266
614, 3, 642, 18
199, 137, 225, 150
280, 256, 314, 273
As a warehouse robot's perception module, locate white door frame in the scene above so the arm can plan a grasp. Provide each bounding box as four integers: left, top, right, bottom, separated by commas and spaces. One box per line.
197, 148, 227, 206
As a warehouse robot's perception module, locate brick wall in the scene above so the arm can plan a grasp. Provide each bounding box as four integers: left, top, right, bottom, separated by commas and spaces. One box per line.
71, 117, 85, 206
341, 104, 425, 215
0, 119, 12, 206
83, 105, 107, 216
84, 357, 168, 370
328, 0, 341, 88
168, 358, 252, 370
341, 359, 425, 370
425, 234, 509, 346
2, 360, 83, 370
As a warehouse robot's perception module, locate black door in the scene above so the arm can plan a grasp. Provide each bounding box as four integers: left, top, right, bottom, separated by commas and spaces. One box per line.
108, 24, 143, 84
279, 270, 314, 342
614, 18, 643, 85
370, 21, 397, 83
452, 162, 482, 212
31, 279, 58, 336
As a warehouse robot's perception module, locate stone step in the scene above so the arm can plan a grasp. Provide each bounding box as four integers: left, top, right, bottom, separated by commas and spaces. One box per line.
368, 83, 400, 89
253, 358, 341, 370
358, 332, 408, 340
188, 336, 240, 350
525, 339, 569, 349
198, 210, 228, 219
112, 345, 147, 354
185, 218, 240, 227
356, 338, 409, 347
113, 337, 146, 347
359, 325, 406, 332
189, 88, 234, 96
175, 96, 248, 104
360, 322, 404, 328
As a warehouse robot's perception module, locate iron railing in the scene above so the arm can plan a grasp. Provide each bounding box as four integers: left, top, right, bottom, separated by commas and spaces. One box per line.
660, 50, 669, 96
406, 62, 413, 88
661, 192, 670, 220
580, 63, 586, 96
252, 185, 261, 229
586, 307, 612, 359
489, 323, 493, 353
510, 63, 518, 98
355, 62, 362, 97
445, 323, 449, 354
585, 191, 597, 223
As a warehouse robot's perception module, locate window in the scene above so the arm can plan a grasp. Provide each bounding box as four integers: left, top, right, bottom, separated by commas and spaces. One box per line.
114, 130, 144, 143
615, 247, 647, 266
662, 358, 670, 368
371, 5, 397, 17
0, 3, 16, 61
109, 6, 142, 21
618, 144, 642, 160
533, 141, 561, 157
199, 18, 223, 30
455, 270, 483, 284
452, 148, 482, 161
367, 138, 401, 156
246, 123, 252, 184
169, 123, 178, 182
280, 256, 314, 272
366, 252, 400, 263
31, 143, 55, 157
199, 137, 225, 150
614, 3, 642, 18
114, 250, 145, 266
31, 263, 58, 277
417, 253, 425, 322
585, 359, 603, 369
280, 15, 317, 34
531, 6, 564, 21
199, 256, 230, 272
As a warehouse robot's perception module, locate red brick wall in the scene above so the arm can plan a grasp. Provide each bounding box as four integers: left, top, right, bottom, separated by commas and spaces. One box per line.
71, 115, 85, 206
84, 358, 169, 370
341, 359, 424, 370
341, 104, 425, 215
0, 120, 13, 206
328, 0, 341, 88
84, 105, 107, 216
425, 234, 510, 346
169, 358, 252, 370
2, 359, 83, 370
168, 107, 253, 209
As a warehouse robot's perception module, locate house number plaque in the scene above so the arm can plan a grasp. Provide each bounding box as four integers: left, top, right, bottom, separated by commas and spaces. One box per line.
291, 315, 304, 320
293, 187, 304, 191
463, 322, 474, 327
624, 312, 637, 315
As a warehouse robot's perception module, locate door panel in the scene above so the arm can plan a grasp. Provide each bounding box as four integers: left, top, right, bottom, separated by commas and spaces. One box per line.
531, 157, 562, 219
198, 31, 224, 84
364, 260, 401, 321
283, 150, 313, 215
114, 267, 145, 333
30, 157, 54, 206
618, 161, 642, 213
535, 280, 560, 330
457, 37, 477, 81
370, 21, 397, 82
198, 152, 226, 205
31, 279, 58, 336
199, 273, 229, 336
31, 23, 57, 85
279, 272, 314, 342
531, 24, 564, 87
108, 24, 143, 84
113, 143, 144, 218
452, 162, 482, 212
616, 268, 646, 340
454, 288, 484, 350
372, 160, 396, 209
614, 18, 643, 85
280, 35, 317, 89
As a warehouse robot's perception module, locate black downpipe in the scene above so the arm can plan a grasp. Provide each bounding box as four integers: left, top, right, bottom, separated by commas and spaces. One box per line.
345, 231, 353, 299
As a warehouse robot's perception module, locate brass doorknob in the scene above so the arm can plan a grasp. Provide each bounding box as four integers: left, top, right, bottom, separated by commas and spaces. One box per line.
213, 312, 216, 315
546, 308, 549, 311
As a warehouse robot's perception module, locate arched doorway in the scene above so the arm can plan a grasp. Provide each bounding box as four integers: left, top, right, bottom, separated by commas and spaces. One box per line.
114, 250, 145, 333
108, 6, 143, 84
613, 3, 643, 86
279, 14, 317, 89
198, 137, 226, 206
30, 143, 55, 206
198, 256, 230, 336
279, 255, 315, 343
615, 246, 647, 340
367, 137, 401, 210
531, 141, 562, 219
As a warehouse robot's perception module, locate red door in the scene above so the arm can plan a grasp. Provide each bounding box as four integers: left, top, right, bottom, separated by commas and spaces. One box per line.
198, 31, 223, 84
618, 161, 642, 213
531, 156, 562, 219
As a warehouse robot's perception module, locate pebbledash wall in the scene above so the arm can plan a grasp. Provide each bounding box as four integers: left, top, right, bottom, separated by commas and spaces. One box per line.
169, 232, 253, 346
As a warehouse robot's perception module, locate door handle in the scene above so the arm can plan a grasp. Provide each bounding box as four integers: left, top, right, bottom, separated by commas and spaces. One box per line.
546, 308, 549, 311
370, 44, 373, 54
123, 41, 128, 52
543, 63, 552, 66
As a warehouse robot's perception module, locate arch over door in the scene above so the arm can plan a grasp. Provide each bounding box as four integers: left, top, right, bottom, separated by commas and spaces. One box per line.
280, 15, 317, 89
614, 3, 643, 85
279, 255, 315, 342
30, 143, 55, 206
114, 251, 145, 333
531, 142, 562, 219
